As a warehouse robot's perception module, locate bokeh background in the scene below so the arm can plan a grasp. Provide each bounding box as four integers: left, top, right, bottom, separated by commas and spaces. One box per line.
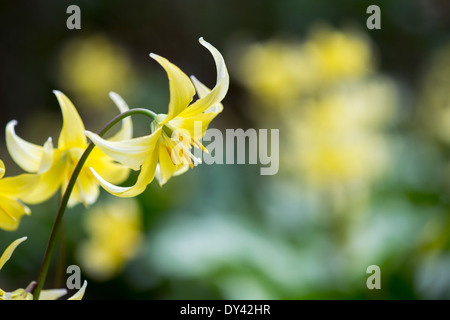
1, 0, 450, 299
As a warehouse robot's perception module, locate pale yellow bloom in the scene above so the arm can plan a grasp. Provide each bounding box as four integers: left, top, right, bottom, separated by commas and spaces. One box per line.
58, 34, 138, 110
0, 237, 87, 300
304, 25, 373, 85
85, 38, 229, 196
77, 198, 143, 281
288, 77, 397, 188
235, 25, 373, 108
6, 91, 132, 207
236, 40, 313, 103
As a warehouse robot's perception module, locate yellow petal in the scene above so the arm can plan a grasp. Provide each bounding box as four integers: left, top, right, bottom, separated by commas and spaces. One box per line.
0, 237, 27, 270
85, 128, 161, 171
39, 288, 68, 300
67, 280, 88, 300
174, 111, 220, 140
90, 149, 159, 197
173, 163, 190, 177
149, 53, 195, 123
54, 90, 87, 149
0, 160, 4, 179
157, 140, 177, 186
0, 173, 38, 197
178, 38, 229, 118
0, 196, 30, 231
6, 120, 47, 173
69, 168, 100, 208
88, 148, 130, 185
107, 92, 133, 142
17, 153, 66, 205
190, 76, 224, 113
37, 138, 55, 174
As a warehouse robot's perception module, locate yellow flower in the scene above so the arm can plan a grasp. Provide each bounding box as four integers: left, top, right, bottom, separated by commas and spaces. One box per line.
85, 38, 229, 196
58, 34, 138, 111
77, 198, 143, 281
0, 237, 87, 300
234, 25, 373, 109
6, 91, 132, 207
304, 24, 373, 85
0, 158, 53, 231
287, 77, 396, 188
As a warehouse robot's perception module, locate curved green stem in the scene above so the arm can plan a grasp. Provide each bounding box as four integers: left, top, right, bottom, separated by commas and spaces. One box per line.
33, 108, 156, 299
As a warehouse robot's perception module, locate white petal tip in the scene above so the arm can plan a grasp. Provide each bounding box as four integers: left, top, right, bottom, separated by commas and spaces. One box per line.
7, 120, 18, 127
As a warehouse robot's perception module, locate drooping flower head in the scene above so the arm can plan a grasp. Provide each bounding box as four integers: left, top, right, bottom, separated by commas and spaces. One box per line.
85, 38, 229, 196
6, 91, 133, 207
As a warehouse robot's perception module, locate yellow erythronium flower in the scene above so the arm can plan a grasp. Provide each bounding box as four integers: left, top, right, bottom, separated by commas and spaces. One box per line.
6, 91, 132, 207
0, 237, 87, 300
85, 38, 229, 196
0, 158, 54, 231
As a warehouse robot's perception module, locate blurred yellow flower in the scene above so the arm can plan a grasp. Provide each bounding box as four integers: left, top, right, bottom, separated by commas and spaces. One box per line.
58, 34, 138, 110
288, 78, 396, 188
0, 237, 87, 300
6, 91, 132, 207
235, 25, 373, 109
304, 25, 373, 85
85, 38, 229, 196
236, 39, 313, 104
77, 198, 143, 281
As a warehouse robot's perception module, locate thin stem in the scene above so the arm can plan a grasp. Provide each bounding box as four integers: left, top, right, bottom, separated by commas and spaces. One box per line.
33, 108, 156, 299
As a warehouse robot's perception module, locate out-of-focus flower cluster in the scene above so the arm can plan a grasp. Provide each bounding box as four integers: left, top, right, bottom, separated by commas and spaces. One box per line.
234, 25, 398, 210
58, 34, 138, 111
77, 198, 143, 281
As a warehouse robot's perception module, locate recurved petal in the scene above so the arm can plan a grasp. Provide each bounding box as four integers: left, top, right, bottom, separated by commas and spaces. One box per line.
149, 53, 195, 123
38, 137, 54, 174
178, 38, 229, 118
67, 280, 88, 300
108, 92, 133, 142
0, 237, 27, 269
90, 149, 159, 197
6, 120, 47, 173
85, 128, 161, 171
54, 90, 87, 149
190, 76, 224, 113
